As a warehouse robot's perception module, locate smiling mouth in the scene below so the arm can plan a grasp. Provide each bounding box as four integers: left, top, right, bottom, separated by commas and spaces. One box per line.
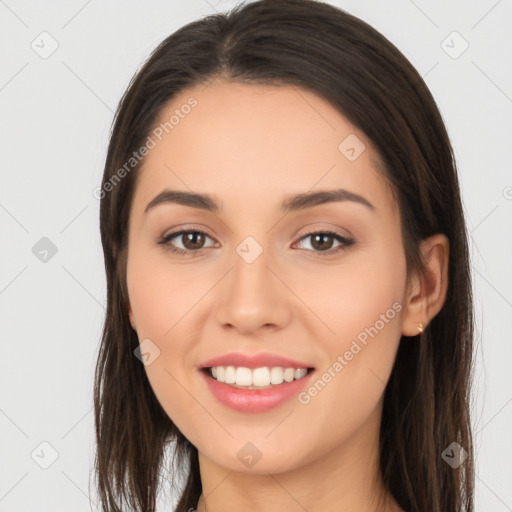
202, 366, 315, 390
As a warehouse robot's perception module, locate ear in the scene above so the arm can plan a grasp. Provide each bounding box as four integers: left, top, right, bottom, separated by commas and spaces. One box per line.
401, 233, 450, 337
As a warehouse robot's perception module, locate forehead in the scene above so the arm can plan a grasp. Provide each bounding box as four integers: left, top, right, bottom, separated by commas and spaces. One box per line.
132, 80, 394, 218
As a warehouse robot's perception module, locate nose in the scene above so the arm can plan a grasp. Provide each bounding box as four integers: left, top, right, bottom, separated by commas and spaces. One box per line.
213, 246, 292, 335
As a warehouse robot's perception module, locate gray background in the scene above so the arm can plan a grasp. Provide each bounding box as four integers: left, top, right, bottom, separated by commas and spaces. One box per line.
1, 0, 511, 510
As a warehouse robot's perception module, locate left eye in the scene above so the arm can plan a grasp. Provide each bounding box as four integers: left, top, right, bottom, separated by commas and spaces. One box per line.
294, 230, 354, 253
158, 229, 355, 255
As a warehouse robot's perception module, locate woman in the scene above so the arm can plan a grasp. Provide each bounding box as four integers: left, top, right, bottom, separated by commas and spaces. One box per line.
93, 1, 475, 511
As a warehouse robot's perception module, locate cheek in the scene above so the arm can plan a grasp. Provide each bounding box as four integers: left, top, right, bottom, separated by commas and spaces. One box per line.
126, 251, 202, 434
334, 262, 404, 342
291, 245, 406, 348
301, 246, 406, 401
126, 249, 212, 410
126, 245, 207, 339
289, 260, 406, 459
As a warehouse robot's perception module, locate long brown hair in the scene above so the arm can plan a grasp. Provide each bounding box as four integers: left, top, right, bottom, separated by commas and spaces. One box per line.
93, 1, 475, 510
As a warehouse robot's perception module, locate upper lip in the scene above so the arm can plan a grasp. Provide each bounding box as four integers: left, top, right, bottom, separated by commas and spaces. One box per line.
199, 352, 314, 370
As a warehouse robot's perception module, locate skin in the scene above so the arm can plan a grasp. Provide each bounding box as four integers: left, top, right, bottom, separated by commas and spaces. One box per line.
125, 79, 449, 512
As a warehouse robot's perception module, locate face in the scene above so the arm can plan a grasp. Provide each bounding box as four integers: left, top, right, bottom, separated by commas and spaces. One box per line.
125, 80, 409, 474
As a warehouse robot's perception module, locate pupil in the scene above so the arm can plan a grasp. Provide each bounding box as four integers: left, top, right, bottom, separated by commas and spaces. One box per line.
185, 232, 203, 249
313, 233, 332, 251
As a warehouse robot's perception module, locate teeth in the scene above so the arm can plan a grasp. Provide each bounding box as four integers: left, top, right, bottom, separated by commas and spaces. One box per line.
208, 366, 309, 388
283, 368, 295, 382
295, 368, 307, 379
270, 366, 284, 384
224, 365, 236, 384
253, 367, 270, 387
235, 367, 253, 386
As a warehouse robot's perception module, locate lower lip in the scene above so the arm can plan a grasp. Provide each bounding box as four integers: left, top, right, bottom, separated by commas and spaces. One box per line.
199, 369, 315, 413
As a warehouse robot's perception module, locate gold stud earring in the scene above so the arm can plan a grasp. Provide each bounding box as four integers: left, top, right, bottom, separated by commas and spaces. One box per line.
417, 323, 424, 334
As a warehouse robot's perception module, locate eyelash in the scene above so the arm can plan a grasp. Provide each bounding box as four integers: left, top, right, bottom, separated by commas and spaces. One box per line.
157, 228, 356, 257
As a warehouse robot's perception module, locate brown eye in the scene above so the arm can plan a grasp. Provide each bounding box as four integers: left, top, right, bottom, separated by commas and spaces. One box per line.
159, 229, 216, 254
309, 233, 335, 251
295, 230, 355, 254
181, 231, 206, 250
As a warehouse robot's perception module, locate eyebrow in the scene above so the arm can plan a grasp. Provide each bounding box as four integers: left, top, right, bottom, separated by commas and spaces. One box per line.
144, 188, 376, 214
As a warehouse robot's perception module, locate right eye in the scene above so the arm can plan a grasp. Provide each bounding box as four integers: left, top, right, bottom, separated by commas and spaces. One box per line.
158, 229, 218, 255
